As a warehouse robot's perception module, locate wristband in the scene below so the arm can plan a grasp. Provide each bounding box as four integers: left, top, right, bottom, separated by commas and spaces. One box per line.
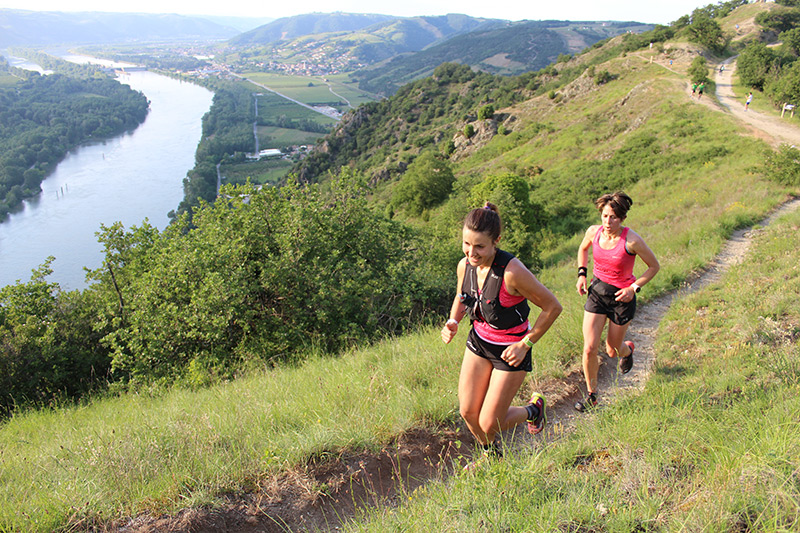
578, 266, 587, 277
446, 318, 458, 327
522, 336, 535, 348
631, 283, 641, 293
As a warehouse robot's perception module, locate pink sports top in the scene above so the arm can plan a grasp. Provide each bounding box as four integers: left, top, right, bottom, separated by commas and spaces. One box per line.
473, 279, 530, 345
592, 226, 636, 288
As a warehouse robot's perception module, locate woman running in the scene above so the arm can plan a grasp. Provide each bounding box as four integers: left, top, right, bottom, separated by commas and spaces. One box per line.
575, 192, 660, 412
441, 203, 562, 464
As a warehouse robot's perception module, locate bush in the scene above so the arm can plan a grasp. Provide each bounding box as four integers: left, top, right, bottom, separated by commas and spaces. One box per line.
90, 171, 447, 385
762, 144, 800, 185
392, 151, 455, 216
478, 104, 495, 120
468, 173, 545, 269
594, 70, 614, 85
0, 260, 110, 415
689, 56, 710, 85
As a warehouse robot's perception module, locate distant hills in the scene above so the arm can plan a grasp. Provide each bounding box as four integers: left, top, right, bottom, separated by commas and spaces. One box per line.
229, 13, 399, 45
0, 9, 240, 46
353, 19, 652, 94
225, 13, 652, 95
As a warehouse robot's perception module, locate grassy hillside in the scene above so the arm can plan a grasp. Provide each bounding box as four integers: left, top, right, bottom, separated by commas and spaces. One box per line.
2, 2, 799, 530
1, 10, 796, 528
349, 202, 800, 531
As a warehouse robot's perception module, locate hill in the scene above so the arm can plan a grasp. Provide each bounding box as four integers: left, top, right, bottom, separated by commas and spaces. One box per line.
0, 9, 239, 46
353, 19, 653, 95
228, 12, 399, 45
3, 1, 800, 531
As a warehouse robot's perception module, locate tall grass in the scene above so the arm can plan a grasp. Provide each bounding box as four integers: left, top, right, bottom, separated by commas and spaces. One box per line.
346, 196, 800, 532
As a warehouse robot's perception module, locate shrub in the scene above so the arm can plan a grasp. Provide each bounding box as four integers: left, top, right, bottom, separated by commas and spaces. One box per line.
468, 173, 545, 269
762, 144, 800, 185
392, 151, 455, 216
478, 104, 495, 120
689, 56, 710, 85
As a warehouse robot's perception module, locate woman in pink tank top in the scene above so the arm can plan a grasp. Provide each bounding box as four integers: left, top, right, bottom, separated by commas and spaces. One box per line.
574, 192, 660, 412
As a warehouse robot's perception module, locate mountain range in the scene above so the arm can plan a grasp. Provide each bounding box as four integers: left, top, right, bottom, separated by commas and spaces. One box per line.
0, 9, 241, 46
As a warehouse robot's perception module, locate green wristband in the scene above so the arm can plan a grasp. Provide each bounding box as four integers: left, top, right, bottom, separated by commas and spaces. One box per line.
523, 337, 535, 348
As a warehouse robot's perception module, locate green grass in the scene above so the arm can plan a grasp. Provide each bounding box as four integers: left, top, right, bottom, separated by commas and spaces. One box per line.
256, 125, 324, 148
220, 158, 294, 186
345, 197, 800, 532
244, 72, 347, 106
0, 334, 462, 530
0, 74, 20, 87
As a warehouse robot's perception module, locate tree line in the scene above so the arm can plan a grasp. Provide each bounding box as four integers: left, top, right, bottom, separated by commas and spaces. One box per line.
0, 66, 149, 219
0, 173, 450, 415
737, 0, 800, 107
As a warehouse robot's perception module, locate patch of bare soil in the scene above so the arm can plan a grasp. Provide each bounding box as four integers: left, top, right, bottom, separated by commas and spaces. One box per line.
107, 54, 800, 533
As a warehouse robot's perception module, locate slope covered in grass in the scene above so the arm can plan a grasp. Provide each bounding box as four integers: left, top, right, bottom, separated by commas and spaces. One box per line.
1, 4, 797, 529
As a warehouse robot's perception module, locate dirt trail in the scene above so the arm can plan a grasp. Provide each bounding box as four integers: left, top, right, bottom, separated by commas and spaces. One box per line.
117, 59, 800, 533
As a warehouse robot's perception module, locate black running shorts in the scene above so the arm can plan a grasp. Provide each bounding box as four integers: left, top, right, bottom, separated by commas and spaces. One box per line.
584, 279, 636, 326
466, 327, 532, 372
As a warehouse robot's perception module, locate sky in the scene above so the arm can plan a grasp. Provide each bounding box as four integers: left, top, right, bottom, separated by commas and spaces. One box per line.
1, 0, 721, 26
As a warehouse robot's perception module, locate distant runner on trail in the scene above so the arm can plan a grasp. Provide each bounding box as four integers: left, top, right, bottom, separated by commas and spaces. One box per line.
746, 91, 753, 110
441, 202, 562, 468
575, 192, 660, 412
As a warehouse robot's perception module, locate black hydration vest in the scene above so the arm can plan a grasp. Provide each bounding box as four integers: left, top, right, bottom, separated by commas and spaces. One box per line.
461, 249, 530, 330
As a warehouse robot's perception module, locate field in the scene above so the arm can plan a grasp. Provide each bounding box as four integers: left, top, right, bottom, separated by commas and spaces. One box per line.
219, 158, 294, 186
256, 125, 324, 149
0, 74, 19, 87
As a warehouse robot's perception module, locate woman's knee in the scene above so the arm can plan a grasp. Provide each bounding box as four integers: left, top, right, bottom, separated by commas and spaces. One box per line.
478, 412, 500, 435
460, 404, 479, 425
582, 342, 600, 359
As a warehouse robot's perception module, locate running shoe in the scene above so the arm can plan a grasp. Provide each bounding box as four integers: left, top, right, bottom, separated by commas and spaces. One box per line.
463, 442, 502, 472
526, 392, 547, 434
620, 340, 635, 374
574, 394, 598, 413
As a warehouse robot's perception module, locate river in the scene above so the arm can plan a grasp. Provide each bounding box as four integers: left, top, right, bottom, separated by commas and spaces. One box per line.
0, 55, 213, 290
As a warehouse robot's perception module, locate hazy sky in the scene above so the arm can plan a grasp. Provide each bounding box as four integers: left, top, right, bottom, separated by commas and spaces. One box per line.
2, 0, 720, 25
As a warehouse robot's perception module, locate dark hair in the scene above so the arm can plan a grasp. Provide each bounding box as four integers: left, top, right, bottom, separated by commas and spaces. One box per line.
464, 202, 502, 241
595, 192, 633, 220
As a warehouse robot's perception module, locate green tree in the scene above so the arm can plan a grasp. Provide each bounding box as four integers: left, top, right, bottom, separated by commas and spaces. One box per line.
737, 41, 780, 90
477, 104, 495, 120
780, 27, 800, 56
688, 56, 710, 85
686, 13, 726, 52
755, 6, 800, 33
391, 151, 455, 216
467, 173, 545, 269
765, 59, 800, 106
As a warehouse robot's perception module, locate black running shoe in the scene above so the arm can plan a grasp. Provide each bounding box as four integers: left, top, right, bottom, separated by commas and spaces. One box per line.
574, 394, 598, 413
620, 340, 635, 374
